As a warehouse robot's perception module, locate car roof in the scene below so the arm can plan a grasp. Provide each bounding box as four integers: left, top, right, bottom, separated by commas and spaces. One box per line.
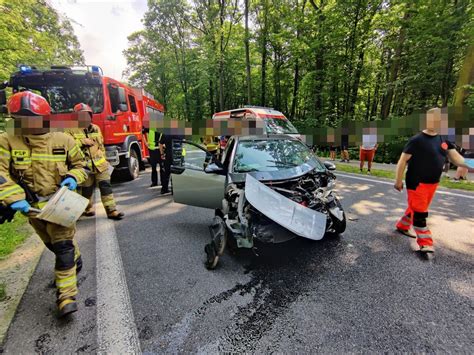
233, 134, 301, 142
213, 107, 286, 118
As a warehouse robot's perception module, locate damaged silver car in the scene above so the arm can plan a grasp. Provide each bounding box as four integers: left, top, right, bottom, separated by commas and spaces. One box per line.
170, 135, 346, 269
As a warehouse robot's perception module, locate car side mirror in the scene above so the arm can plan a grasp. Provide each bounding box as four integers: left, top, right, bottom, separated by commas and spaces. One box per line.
324, 161, 336, 171
205, 162, 226, 175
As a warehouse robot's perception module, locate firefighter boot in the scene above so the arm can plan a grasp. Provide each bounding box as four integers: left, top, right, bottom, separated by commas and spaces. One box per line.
52, 240, 79, 317
83, 200, 95, 217
107, 210, 124, 220
57, 297, 78, 318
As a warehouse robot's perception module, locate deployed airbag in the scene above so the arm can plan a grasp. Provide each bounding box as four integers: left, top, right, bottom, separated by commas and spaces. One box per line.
245, 174, 327, 240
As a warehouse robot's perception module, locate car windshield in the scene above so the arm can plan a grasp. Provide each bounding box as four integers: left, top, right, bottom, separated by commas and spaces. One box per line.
264, 118, 298, 134
42, 85, 104, 114
233, 139, 325, 173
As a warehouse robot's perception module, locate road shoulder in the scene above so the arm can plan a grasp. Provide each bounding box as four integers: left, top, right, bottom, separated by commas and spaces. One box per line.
0, 233, 44, 345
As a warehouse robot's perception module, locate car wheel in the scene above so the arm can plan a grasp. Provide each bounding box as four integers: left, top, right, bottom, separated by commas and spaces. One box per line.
204, 243, 219, 270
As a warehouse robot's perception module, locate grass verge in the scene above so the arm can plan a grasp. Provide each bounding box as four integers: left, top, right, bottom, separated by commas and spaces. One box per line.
0, 214, 31, 259
335, 164, 474, 192
0, 282, 5, 301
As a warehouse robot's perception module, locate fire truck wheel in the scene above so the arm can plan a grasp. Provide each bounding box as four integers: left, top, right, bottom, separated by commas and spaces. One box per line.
128, 149, 140, 180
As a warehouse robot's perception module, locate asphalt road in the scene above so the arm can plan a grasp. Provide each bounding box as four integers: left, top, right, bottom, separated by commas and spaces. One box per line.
2, 169, 473, 353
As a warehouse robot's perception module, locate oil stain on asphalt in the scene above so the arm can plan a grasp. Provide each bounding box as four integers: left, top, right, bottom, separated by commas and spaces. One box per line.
154, 235, 342, 353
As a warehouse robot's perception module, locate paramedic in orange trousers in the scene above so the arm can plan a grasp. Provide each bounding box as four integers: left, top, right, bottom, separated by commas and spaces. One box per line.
394, 108, 470, 254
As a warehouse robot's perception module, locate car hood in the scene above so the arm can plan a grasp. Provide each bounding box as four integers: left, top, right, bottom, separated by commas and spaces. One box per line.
244, 174, 327, 240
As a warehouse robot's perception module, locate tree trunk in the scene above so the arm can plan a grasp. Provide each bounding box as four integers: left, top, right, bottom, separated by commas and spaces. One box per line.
453, 43, 473, 107
290, 60, 299, 119
348, 51, 364, 118
218, 0, 225, 111
244, 0, 252, 105
209, 79, 215, 114
381, 8, 410, 119
260, 0, 268, 107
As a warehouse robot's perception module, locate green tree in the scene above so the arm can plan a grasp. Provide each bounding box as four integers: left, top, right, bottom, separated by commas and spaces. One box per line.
0, 0, 84, 81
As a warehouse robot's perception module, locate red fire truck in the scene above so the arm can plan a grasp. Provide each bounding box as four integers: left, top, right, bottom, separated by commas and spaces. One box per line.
0, 65, 164, 180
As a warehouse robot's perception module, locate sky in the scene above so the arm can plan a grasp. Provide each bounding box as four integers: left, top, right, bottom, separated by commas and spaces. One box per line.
50, 0, 148, 80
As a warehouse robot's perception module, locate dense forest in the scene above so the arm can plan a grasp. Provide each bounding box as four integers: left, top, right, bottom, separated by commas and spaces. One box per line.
124, 0, 473, 125
0, 0, 84, 82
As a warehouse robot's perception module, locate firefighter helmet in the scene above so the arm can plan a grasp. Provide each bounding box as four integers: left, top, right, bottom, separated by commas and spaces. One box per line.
7, 91, 51, 116
73, 103, 93, 114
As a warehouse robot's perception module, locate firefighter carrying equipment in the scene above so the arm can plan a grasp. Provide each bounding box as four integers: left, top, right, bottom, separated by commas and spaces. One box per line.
396, 182, 438, 251
0, 131, 86, 316
1, 91, 87, 316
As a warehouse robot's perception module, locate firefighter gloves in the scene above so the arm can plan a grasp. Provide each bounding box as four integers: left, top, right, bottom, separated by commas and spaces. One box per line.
10, 200, 31, 213
61, 177, 78, 191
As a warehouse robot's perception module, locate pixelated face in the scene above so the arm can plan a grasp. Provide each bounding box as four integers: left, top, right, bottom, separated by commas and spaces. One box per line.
7, 115, 50, 135
6, 111, 91, 135
77, 111, 92, 128
425, 109, 448, 132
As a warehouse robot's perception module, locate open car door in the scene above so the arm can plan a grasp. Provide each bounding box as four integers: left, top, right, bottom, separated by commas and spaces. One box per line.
171, 141, 226, 209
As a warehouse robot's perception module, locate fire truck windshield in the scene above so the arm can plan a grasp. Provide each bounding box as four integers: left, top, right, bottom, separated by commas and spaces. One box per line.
42, 85, 104, 114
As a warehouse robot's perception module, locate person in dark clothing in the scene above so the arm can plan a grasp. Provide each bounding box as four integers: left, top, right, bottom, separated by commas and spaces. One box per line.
394, 108, 469, 254
159, 133, 173, 194
144, 128, 162, 187
340, 134, 350, 162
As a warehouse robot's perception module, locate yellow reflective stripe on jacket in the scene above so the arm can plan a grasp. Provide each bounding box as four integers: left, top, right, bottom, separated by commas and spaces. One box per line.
69, 144, 83, 158
89, 133, 101, 138
56, 275, 77, 289
93, 157, 107, 166
31, 154, 67, 162
67, 169, 86, 182
13, 158, 32, 164
73, 133, 86, 139
0, 185, 24, 199
0, 148, 11, 157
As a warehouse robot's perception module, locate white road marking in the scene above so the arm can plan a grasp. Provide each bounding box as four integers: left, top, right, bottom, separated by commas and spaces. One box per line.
336, 172, 474, 200
95, 194, 141, 354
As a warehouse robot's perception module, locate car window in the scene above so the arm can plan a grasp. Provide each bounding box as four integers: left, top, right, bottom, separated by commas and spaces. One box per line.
233, 139, 325, 173
181, 143, 211, 171
128, 94, 138, 113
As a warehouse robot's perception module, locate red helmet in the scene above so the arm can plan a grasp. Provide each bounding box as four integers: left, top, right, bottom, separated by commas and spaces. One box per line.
7, 91, 51, 116
73, 103, 93, 114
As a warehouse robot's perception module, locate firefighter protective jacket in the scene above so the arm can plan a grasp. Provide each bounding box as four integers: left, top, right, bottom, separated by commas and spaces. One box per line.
0, 132, 87, 206
68, 124, 108, 173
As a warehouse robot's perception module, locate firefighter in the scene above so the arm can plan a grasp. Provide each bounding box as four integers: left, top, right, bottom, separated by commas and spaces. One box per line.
0, 91, 87, 317
70, 103, 124, 220
394, 108, 469, 255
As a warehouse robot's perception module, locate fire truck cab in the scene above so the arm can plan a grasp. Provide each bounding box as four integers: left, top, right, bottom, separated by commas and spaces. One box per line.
0, 65, 164, 180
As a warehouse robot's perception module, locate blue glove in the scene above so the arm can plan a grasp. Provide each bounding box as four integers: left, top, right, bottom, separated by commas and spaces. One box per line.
465, 158, 474, 169
60, 177, 77, 191
10, 200, 31, 213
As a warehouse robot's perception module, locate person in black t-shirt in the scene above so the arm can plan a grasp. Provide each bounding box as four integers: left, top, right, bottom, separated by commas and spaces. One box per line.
340, 134, 350, 162
158, 134, 173, 194
394, 108, 469, 254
